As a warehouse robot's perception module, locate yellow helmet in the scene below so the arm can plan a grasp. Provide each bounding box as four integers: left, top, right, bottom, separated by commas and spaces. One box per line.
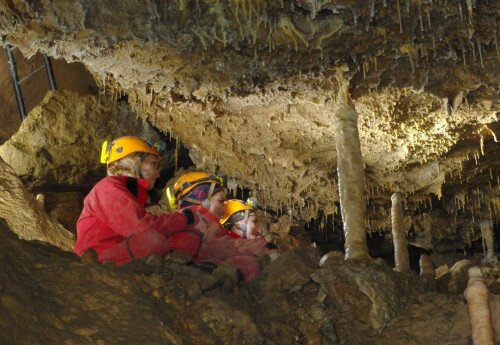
173, 172, 223, 201
166, 172, 224, 210
100, 136, 158, 165
220, 199, 255, 225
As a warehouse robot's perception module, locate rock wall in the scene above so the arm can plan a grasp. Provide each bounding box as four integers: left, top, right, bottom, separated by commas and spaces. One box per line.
0, 90, 162, 187
0, 158, 74, 250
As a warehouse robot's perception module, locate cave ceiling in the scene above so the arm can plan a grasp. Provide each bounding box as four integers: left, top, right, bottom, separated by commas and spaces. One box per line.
0, 0, 498, 235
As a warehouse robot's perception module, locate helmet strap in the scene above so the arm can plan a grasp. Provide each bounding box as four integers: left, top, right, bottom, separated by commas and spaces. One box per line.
136, 155, 145, 179
201, 182, 216, 209
235, 210, 250, 238
238, 222, 248, 239
183, 197, 203, 205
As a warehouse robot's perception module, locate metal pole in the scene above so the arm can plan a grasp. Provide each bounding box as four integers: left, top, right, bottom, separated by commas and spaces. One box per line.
5, 44, 27, 120
43, 54, 57, 90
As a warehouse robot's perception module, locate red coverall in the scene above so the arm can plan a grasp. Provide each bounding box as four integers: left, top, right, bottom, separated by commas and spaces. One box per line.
75, 176, 201, 266
187, 205, 277, 281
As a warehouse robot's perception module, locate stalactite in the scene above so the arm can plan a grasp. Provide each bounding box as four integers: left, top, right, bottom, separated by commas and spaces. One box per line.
396, 0, 403, 34
418, 1, 424, 32
470, 40, 477, 61
466, 0, 473, 24
174, 137, 180, 172
333, 68, 370, 260
391, 192, 410, 272
494, 29, 500, 61
464, 267, 495, 345
462, 45, 467, 69
477, 42, 484, 69
426, 9, 431, 30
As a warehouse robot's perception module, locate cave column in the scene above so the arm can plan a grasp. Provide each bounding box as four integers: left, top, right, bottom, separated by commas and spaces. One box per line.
479, 220, 498, 263
391, 192, 410, 272
333, 71, 370, 260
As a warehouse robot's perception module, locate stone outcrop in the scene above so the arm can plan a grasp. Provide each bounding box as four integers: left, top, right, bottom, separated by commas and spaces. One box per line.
0, 157, 74, 250
2, 220, 490, 345
313, 253, 416, 336
436, 259, 474, 294
0, 90, 162, 187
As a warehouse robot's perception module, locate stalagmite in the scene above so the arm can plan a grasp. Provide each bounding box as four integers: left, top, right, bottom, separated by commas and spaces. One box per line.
333, 69, 370, 260
35, 193, 46, 209
479, 220, 498, 263
419, 254, 436, 290
391, 192, 410, 272
464, 267, 496, 345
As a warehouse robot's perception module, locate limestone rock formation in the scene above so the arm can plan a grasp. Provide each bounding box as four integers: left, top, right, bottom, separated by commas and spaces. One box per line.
313, 255, 416, 334
0, 157, 74, 250
436, 259, 475, 294
42, 191, 83, 234
0, 0, 497, 251
0, 90, 162, 187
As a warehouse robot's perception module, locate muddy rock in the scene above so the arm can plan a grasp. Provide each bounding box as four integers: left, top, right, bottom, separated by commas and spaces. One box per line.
257, 246, 320, 295
312, 258, 417, 335
479, 262, 500, 294
195, 295, 262, 345
0, 158, 74, 250
0, 215, 487, 345
0, 219, 220, 344
379, 292, 471, 345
